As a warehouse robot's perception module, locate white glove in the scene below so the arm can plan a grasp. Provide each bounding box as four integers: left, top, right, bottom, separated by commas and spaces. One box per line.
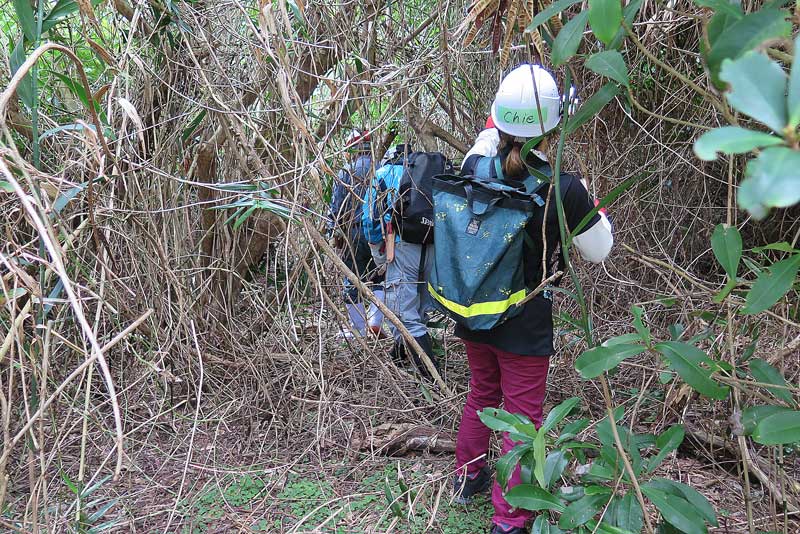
369, 242, 386, 267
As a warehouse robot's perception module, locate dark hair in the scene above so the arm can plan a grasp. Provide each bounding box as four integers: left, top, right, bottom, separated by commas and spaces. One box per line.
499, 133, 527, 179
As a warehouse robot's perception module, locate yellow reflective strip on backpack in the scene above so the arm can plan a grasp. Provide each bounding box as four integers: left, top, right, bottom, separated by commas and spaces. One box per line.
427, 283, 527, 318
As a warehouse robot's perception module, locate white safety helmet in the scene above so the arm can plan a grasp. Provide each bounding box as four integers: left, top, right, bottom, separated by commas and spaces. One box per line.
345, 129, 371, 151
490, 64, 563, 138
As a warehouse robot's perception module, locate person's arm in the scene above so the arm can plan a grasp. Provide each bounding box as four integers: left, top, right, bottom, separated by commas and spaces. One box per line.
564, 177, 613, 263
463, 128, 500, 161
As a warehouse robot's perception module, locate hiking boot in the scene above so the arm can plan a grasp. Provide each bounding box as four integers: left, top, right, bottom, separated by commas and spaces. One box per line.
490, 523, 527, 534
410, 333, 440, 379
453, 466, 492, 504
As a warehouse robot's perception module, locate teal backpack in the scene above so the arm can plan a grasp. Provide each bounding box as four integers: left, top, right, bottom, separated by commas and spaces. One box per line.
427, 157, 548, 331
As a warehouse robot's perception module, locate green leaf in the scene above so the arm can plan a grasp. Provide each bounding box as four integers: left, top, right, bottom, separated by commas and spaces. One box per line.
504, 484, 566, 512
565, 83, 619, 135
556, 418, 590, 444
526, 0, 582, 34
532, 515, 565, 534
585, 50, 629, 88
542, 396, 581, 433
739, 147, 800, 219
552, 11, 589, 67
749, 358, 794, 405
753, 241, 798, 253
641, 485, 708, 534
654, 342, 729, 399
646, 425, 685, 472
588, 0, 622, 46
53, 183, 87, 215
705, 9, 791, 89
543, 451, 569, 489
743, 254, 800, 314
693, 0, 743, 17
741, 405, 794, 435
12, 0, 36, 42
533, 429, 547, 488
602, 333, 644, 347
478, 408, 531, 434
630, 305, 651, 345
608, 0, 643, 49
558, 493, 609, 530
693, 127, 783, 161
575, 344, 646, 379
41, 0, 104, 33
88, 499, 118, 523
384, 479, 403, 518
711, 223, 742, 280
608, 492, 643, 533
497, 443, 531, 489
80, 475, 112, 499
789, 37, 800, 128
0, 181, 14, 193
719, 51, 788, 133
10, 36, 33, 110
646, 478, 717, 527
753, 410, 800, 444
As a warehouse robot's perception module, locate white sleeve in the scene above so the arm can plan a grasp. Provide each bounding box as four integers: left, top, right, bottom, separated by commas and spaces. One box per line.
464, 128, 500, 161
573, 212, 613, 263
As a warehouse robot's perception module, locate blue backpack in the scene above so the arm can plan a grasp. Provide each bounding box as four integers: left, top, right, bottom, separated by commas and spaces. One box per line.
427, 157, 548, 330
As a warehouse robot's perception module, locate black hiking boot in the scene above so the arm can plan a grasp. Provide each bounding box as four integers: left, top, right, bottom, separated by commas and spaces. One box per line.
390, 340, 406, 367
410, 333, 440, 379
453, 465, 492, 504
490, 523, 527, 534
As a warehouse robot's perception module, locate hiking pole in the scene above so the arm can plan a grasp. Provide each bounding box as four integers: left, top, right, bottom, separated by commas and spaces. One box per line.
304, 220, 455, 400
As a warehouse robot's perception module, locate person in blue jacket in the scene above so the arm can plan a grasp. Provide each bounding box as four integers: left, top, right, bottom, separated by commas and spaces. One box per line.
328, 130, 385, 337
361, 143, 440, 376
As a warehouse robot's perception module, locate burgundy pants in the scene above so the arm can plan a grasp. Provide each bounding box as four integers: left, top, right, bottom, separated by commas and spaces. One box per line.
455, 340, 550, 529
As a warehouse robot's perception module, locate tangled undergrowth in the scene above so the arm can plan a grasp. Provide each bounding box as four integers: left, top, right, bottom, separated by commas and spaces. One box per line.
1, 0, 800, 531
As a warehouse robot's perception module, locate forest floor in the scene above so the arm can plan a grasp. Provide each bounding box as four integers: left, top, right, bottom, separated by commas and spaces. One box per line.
8, 319, 799, 533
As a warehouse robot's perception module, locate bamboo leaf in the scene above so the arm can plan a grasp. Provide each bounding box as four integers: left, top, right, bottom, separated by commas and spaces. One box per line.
585, 50, 629, 88
743, 254, 800, 314
693, 127, 783, 161
588, 0, 622, 46
654, 342, 729, 399
551, 11, 589, 67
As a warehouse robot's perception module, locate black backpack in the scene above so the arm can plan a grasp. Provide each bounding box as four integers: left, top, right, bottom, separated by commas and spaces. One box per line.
391, 152, 452, 244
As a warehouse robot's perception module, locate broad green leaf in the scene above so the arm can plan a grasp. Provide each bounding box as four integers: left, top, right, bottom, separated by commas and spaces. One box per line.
630, 305, 651, 345
646, 478, 717, 527
588, 0, 622, 46
705, 9, 791, 89
693, 0, 743, 17
0, 181, 14, 193
533, 429, 547, 487
602, 333, 644, 347
641, 485, 708, 534
739, 147, 800, 219
749, 358, 794, 405
585, 519, 638, 534
543, 451, 569, 489
552, 11, 589, 67
532, 515, 565, 534
743, 254, 800, 314
478, 408, 531, 434
526, 0, 582, 34
694, 127, 783, 161
565, 83, 619, 135
719, 51, 788, 133
711, 223, 742, 279
753, 410, 800, 445
575, 344, 646, 379
608, 492, 643, 533
646, 424, 685, 472
608, 0, 643, 49
789, 37, 800, 128
556, 418, 590, 444
741, 405, 793, 435
504, 484, 566, 512
42, 0, 104, 33
12, 0, 36, 41
753, 241, 798, 253
52, 183, 87, 214
558, 493, 609, 529
585, 50, 629, 88
10, 37, 33, 110
654, 341, 729, 399
497, 443, 532, 489
542, 396, 581, 433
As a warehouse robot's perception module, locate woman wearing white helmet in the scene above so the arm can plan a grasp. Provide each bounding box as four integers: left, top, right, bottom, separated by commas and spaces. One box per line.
452, 64, 613, 534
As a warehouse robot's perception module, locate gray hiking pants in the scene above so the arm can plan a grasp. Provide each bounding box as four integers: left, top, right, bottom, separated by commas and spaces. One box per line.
384, 240, 435, 341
